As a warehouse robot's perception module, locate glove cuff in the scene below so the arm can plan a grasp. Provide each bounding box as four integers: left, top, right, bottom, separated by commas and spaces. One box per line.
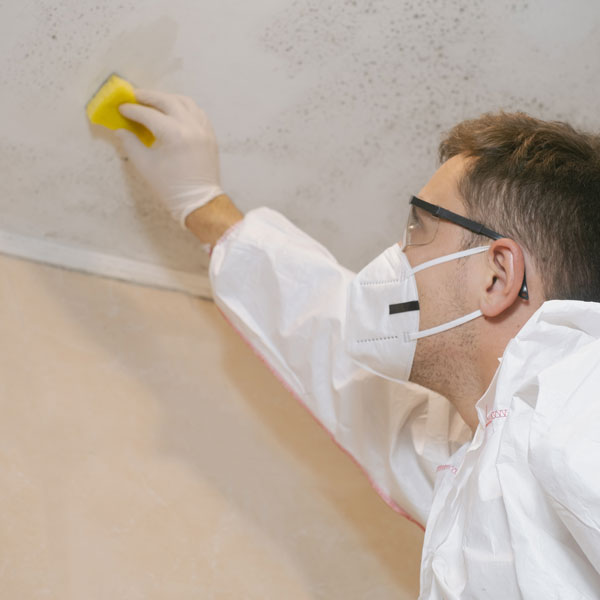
179, 186, 226, 231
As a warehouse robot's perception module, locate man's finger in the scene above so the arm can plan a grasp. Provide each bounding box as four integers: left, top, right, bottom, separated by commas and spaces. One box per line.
133, 88, 188, 118
118, 103, 171, 139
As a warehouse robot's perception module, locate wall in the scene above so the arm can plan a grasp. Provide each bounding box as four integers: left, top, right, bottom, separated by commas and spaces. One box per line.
0, 251, 423, 598
2, 0, 600, 596
2, 0, 600, 292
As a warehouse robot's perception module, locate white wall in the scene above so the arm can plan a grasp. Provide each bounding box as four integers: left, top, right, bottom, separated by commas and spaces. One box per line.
2, 0, 600, 292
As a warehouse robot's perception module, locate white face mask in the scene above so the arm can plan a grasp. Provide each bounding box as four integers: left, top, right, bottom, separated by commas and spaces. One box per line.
344, 243, 489, 383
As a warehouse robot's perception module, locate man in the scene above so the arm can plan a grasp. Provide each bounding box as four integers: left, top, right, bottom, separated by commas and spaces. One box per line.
114, 90, 600, 598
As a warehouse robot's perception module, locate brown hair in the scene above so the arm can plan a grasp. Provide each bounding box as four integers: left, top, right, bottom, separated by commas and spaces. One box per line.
439, 111, 600, 301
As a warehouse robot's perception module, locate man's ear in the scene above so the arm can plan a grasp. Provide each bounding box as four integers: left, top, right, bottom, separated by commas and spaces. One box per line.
479, 239, 526, 318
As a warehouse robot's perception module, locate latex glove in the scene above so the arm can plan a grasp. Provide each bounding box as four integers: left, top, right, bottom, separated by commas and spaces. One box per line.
114, 89, 225, 231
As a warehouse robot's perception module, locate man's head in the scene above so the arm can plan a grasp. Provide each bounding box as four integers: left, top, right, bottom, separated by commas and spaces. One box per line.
404, 111, 600, 430
441, 111, 600, 301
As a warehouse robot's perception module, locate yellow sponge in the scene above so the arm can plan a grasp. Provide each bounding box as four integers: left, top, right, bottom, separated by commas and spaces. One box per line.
86, 73, 155, 147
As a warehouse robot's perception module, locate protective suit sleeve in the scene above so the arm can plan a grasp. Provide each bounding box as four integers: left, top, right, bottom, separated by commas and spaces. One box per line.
209, 207, 472, 527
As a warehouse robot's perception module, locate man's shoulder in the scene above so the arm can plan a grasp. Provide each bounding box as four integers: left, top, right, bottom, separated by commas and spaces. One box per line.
516, 299, 600, 342
526, 333, 600, 509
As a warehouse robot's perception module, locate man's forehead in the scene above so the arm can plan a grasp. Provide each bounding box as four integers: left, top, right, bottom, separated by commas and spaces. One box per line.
416, 154, 469, 215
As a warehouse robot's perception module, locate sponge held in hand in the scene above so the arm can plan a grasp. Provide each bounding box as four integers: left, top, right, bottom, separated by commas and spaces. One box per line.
86, 73, 155, 147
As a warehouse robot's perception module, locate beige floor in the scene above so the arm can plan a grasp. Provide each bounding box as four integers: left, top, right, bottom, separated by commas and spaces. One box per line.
0, 252, 423, 599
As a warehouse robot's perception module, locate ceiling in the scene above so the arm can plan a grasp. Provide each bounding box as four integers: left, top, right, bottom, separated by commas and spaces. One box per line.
2, 0, 599, 295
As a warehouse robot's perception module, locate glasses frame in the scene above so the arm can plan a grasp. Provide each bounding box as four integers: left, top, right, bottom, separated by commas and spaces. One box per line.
410, 196, 529, 300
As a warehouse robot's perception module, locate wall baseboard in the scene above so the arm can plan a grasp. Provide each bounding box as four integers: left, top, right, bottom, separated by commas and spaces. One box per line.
0, 229, 213, 300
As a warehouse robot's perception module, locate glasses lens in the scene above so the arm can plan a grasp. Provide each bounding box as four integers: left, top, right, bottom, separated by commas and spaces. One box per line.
404, 204, 439, 247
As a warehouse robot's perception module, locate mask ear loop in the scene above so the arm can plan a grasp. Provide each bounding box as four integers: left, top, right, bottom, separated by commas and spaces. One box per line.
410, 244, 529, 299
411, 246, 490, 274
409, 310, 483, 341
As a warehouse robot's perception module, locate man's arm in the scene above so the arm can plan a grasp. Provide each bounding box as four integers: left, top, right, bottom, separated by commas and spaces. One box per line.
208, 207, 473, 528
184, 194, 244, 247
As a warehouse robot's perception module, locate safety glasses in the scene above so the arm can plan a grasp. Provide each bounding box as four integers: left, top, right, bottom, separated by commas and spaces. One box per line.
403, 196, 529, 300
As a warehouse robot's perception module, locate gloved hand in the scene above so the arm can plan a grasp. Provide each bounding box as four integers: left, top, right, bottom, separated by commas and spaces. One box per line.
114, 89, 225, 231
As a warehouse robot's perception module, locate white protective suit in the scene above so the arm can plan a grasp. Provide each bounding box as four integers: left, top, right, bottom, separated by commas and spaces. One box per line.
209, 207, 600, 599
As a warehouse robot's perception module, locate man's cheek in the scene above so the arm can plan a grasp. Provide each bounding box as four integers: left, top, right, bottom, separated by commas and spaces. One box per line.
414, 272, 438, 331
